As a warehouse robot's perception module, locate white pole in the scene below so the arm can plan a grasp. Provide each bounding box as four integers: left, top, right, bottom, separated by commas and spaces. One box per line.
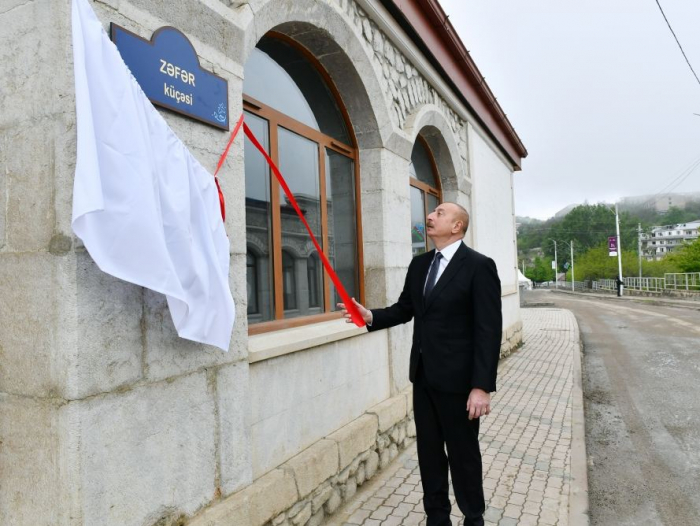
571, 240, 575, 292
638, 223, 642, 279
615, 204, 624, 296
554, 240, 558, 288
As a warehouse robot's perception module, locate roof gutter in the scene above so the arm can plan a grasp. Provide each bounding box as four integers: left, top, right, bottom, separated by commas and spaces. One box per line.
381, 0, 528, 170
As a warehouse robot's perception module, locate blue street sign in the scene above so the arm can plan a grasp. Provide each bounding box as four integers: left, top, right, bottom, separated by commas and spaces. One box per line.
111, 25, 229, 130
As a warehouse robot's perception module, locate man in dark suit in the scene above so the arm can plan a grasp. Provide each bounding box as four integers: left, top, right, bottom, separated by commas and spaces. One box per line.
340, 202, 502, 526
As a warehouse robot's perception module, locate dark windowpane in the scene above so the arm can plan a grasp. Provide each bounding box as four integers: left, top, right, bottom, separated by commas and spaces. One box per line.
244, 112, 274, 323
243, 37, 350, 143
279, 127, 323, 318
307, 254, 321, 308
409, 140, 437, 187
246, 253, 258, 315
282, 251, 297, 310
411, 186, 427, 257
326, 150, 358, 308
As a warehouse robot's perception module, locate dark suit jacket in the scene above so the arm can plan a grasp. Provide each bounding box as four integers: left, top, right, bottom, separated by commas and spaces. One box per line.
368, 242, 502, 394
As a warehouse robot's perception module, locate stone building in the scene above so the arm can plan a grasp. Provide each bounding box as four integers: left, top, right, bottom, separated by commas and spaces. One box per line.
0, 0, 527, 525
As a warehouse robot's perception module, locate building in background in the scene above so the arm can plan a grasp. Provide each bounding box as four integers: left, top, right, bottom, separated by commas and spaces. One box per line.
620, 191, 700, 213
642, 220, 700, 260
0, 1, 527, 525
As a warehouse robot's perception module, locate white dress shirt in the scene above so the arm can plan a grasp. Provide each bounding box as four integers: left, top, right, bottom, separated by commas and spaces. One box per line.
425, 239, 462, 289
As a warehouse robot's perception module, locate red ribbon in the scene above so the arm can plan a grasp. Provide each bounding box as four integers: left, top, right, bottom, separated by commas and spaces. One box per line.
212, 113, 245, 221
214, 114, 366, 328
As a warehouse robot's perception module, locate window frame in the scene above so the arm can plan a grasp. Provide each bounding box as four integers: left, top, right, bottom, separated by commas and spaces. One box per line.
244, 32, 364, 335
409, 135, 442, 255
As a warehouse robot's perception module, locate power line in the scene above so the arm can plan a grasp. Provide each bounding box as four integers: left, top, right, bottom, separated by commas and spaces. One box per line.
654, 0, 700, 88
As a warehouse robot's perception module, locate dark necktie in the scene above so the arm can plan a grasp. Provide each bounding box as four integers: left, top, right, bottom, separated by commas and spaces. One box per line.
424, 252, 443, 298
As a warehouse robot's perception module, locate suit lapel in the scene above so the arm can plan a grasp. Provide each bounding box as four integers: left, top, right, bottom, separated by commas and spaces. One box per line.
423, 243, 468, 312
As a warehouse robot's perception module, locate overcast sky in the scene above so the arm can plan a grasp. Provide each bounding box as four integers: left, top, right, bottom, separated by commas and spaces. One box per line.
440, 0, 700, 220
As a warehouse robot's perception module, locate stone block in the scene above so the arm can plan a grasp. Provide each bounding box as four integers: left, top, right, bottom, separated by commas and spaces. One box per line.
328, 414, 378, 470
143, 287, 244, 383
65, 251, 144, 399
0, 394, 62, 526
344, 479, 357, 500
63, 372, 217, 526
368, 395, 407, 433
0, 253, 63, 397
308, 509, 325, 526
290, 503, 312, 526
187, 489, 250, 526
247, 469, 299, 526
311, 485, 334, 513
0, 0, 73, 126
365, 451, 380, 480
250, 333, 388, 477
284, 439, 339, 498
217, 362, 253, 495
3, 119, 56, 252
325, 489, 342, 514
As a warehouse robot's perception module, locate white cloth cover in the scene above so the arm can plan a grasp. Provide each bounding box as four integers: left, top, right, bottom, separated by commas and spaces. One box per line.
71, 0, 235, 351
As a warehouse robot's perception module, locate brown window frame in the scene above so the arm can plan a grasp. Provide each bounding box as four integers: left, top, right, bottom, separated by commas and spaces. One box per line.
410, 135, 442, 254
244, 33, 364, 335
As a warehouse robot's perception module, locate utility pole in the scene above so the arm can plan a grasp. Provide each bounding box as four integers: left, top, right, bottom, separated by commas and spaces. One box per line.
615, 204, 624, 297
552, 240, 558, 289
571, 240, 575, 292
638, 223, 642, 278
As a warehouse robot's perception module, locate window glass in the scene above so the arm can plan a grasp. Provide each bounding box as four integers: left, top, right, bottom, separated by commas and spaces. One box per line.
410, 186, 427, 256
246, 253, 258, 315
279, 127, 323, 318
243, 37, 350, 143
326, 149, 358, 307
244, 111, 274, 323
282, 251, 297, 310
307, 254, 321, 309
409, 140, 436, 187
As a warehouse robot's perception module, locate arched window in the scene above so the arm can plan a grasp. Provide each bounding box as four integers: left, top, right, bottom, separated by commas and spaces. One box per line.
243, 34, 362, 333
409, 137, 441, 256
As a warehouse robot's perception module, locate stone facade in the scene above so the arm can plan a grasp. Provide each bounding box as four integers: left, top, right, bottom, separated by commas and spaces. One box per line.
0, 0, 523, 524
188, 389, 415, 526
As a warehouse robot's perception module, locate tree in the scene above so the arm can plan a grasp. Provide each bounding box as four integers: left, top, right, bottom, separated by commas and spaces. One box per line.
524, 256, 553, 284
667, 238, 700, 272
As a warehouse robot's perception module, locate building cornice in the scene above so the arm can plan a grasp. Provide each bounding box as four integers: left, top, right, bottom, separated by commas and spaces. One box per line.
381, 0, 528, 170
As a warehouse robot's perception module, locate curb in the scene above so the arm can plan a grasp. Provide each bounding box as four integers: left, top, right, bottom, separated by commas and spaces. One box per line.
549, 289, 700, 311
568, 320, 590, 526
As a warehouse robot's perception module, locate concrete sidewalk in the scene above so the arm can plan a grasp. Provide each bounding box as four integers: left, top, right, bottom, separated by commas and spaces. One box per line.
326, 308, 588, 526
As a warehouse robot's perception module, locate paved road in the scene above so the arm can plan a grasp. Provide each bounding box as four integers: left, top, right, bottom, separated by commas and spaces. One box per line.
523, 290, 700, 526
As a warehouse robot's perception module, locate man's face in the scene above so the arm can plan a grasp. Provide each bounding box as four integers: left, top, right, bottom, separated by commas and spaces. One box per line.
426, 203, 459, 240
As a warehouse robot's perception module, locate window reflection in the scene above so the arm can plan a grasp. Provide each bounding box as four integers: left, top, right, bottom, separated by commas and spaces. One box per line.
243, 37, 350, 143
326, 150, 358, 307
282, 250, 297, 311
244, 112, 274, 323
409, 137, 440, 256
409, 140, 437, 187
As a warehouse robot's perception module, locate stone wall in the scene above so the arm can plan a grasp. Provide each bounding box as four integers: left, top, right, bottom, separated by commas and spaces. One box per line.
0, 0, 522, 524
500, 320, 524, 359
188, 388, 415, 526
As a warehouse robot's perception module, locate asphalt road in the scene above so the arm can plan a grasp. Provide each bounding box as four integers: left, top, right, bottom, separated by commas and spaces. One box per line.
522, 289, 700, 526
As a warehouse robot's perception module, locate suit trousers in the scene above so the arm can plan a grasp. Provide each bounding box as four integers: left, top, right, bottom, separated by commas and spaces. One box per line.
414, 360, 485, 526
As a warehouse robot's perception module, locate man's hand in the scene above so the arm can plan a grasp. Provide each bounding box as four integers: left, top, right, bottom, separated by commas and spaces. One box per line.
337, 298, 372, 325
467, 388, 491, 420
